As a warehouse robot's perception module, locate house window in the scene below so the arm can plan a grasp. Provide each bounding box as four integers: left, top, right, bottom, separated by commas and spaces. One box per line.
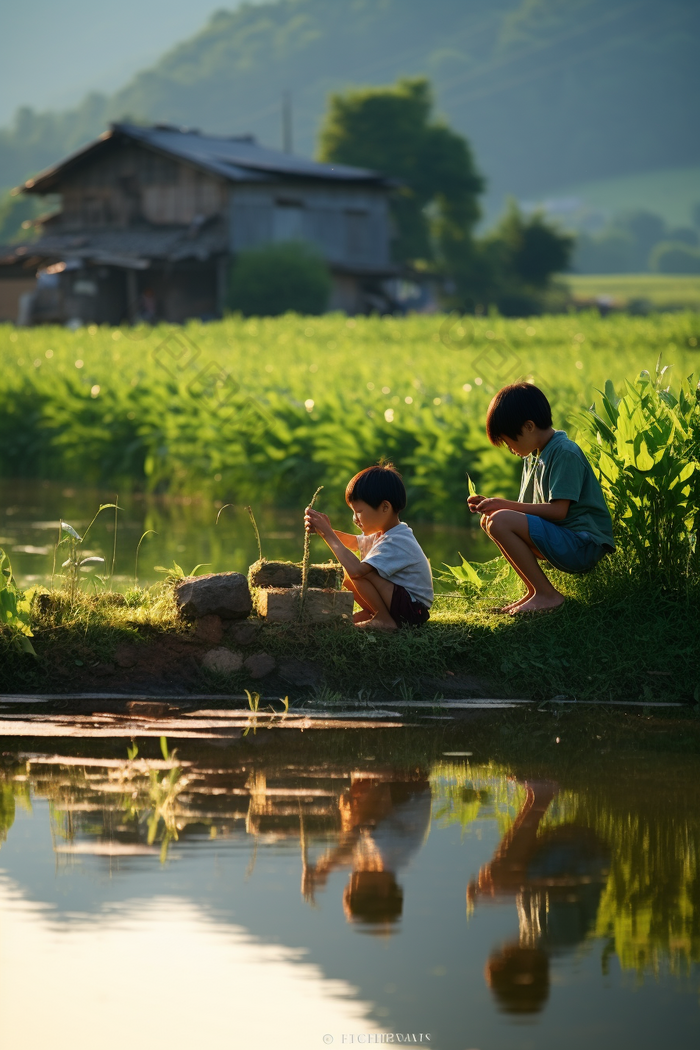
345, 210, 370, 261
273, 200, 304, 242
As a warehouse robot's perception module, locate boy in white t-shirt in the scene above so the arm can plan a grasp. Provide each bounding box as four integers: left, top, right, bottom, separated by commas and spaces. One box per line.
305, 463, 433, 631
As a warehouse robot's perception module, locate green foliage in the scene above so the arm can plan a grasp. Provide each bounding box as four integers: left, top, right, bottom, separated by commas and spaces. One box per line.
546, 774, 700, 977
0, 549, 35, 653
577, 363, 700, 587
227, 242, 331, 317
154, 560, 209, 585
1, 313, 699, 525
574, 211, 700, 276
319, 77, 484, 266
0, 190, 47, 244
435, 555, 509, 598
56, 506, 116, 601
430, 761, 526, 834
457, 200, 575, 313
573, 229, 637, 275
650, 241, 700, 275
0, 782, 15, 846
486, 201, 574, 289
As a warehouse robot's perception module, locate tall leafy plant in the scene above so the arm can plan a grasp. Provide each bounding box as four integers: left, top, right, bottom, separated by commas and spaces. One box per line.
0, 549, 35, 654
577, 363, 699, 587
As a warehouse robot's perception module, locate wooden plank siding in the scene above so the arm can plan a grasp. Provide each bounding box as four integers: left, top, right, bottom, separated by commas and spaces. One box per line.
229, 184, 390, 270
59, 144, 228, 229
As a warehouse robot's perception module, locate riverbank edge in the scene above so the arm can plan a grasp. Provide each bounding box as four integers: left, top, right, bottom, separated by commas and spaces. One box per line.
1, 588, 698, 709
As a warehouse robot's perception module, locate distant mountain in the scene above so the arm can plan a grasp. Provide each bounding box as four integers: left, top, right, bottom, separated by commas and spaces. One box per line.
1, 0, 698, 214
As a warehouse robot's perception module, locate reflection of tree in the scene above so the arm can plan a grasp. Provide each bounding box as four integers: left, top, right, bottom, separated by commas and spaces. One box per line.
430, 761, 526, 836
543, 791, 700, 977
0, 781, 15, 846
459, 763, 700, 1002
466, 779, 610, 1015
1, 768, 31, 849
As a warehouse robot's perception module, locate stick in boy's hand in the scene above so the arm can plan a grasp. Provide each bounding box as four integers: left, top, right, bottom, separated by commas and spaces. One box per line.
305, 507, 332, 538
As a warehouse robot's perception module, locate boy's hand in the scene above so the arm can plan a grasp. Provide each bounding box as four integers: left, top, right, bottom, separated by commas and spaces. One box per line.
475, 498, 508, 516
305, 507, 333, 539
467, 493, 487, 513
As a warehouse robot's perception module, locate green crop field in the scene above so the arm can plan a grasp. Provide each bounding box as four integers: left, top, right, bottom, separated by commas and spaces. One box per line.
1, 311, 699, 522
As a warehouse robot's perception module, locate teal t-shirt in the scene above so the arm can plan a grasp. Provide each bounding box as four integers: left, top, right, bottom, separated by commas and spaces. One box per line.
518, 430, 615, 550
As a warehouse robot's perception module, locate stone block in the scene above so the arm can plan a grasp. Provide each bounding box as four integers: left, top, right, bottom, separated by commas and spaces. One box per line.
257, 587, 354, 623
202, 647, 244, 675
248, 559, 343, 590
175, 572, 252, 621
224, 619, 263, 647
192, 614, 224, 645
243, 652, 276, 678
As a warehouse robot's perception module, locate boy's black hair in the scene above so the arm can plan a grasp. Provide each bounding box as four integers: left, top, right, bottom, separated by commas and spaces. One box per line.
345, 463, 406, 512
485, 383, 553, 446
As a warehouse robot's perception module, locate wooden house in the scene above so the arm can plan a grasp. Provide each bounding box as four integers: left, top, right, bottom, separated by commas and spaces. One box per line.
0, 123, 397, 324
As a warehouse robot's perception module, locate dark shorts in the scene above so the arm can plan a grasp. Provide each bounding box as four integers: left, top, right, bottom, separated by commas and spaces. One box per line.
389, 584, 430, 628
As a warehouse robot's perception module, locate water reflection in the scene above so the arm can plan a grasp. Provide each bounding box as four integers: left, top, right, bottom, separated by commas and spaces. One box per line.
0, 478, 488, 588
1, 739, 699, 1049
467, 780, 609, 1014
302, 772, 431, 932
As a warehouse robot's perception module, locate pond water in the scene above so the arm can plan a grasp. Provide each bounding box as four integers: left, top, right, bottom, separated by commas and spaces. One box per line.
1, 729, 698, 1050
0, 479, 490, 590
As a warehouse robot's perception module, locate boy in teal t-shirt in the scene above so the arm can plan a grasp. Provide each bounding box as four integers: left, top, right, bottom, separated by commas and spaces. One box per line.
468, 382, 614, 614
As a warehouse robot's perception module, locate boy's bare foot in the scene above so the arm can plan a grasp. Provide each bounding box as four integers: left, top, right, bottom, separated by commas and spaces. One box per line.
353, 610, 374, 624
510, 594, 565, 615
356, 615, 397, 631
494, 593, 533, 614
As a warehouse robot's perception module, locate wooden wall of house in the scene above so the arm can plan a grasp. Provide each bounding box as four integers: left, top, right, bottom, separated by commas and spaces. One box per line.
59, 144, 228, 229
229, 184, 391, 270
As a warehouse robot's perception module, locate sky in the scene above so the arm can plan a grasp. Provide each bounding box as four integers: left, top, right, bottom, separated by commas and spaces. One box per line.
0, 1, 247, 127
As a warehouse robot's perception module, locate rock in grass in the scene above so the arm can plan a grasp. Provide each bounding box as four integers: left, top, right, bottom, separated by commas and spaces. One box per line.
192, 614, 224, 645
175, 572, 252, 621
225, 619, 262, 647
248, 559, 343, 589
243, 652, 276, 678
202, 647, 244, 674
278, 659, 322, 688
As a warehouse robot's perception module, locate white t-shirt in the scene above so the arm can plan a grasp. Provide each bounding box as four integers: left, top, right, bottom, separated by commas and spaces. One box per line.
356, 522, 434, 607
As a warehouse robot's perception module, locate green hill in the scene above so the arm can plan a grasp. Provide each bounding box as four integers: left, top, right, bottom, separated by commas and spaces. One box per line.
531, 166, 700, 230
1, 0, 698, 213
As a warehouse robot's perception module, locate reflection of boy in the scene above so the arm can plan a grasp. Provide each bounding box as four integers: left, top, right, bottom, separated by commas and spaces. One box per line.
468, 779, 609, 1015
468, 383, 614, 614
305, 463, 433, 630
303, 775, 431, 931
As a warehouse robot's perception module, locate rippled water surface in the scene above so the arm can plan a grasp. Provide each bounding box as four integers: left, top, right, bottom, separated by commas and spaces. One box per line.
1, 730, 698, 1049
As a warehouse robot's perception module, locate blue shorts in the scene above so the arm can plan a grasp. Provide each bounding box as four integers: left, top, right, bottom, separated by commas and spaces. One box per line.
526, 516, 611, 574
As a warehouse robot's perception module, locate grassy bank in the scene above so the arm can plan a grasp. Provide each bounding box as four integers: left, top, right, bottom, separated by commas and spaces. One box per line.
1, 563, 697, 705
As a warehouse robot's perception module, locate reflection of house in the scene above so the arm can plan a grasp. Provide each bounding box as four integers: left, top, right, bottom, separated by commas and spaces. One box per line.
0, 123, 397, 324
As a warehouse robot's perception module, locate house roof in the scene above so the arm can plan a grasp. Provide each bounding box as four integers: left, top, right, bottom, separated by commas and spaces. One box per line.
22, 123, 395, 194
0, 218, 229, 269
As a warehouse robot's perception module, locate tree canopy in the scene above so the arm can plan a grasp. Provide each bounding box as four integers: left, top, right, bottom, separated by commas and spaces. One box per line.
319, 77, 484, 267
